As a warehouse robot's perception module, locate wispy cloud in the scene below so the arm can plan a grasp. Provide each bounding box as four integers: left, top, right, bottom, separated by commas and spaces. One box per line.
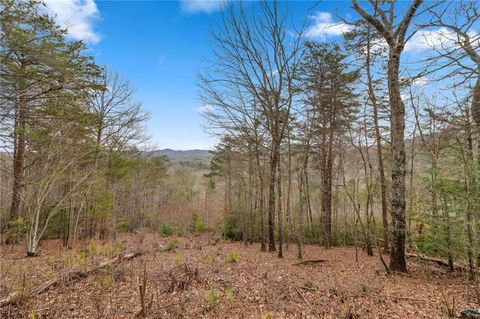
405, 27, 456, 53
43, 0, 101, 44
413, 76, 429, 87
305, 12, 352, 39
180, 0, 226, 14
198, 104, 214, 114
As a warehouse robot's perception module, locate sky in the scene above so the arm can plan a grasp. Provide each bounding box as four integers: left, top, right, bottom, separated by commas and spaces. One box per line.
41, 0, 457, 150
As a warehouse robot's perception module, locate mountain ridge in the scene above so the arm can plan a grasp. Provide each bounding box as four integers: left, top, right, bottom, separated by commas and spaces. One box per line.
149, 148, 211, 159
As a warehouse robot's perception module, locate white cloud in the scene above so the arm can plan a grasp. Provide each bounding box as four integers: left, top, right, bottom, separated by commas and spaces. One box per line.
405, 27, 456, 53
180, 0, 226, 14
413, 76, 429, 87
43, 0, 101, 44
305, 12, 352, 39
198, 104, 214, 114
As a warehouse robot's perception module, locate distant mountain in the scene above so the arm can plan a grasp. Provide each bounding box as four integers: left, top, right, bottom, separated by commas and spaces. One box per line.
149, 149, 211, 159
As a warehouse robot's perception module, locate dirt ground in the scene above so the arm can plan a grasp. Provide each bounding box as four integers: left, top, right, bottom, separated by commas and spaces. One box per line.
1, 232, 478, 318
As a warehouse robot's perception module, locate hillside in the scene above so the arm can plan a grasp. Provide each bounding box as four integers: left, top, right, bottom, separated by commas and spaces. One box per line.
150, 149, 211, 160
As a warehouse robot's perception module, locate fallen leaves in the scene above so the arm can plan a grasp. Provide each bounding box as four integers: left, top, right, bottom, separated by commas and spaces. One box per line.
1, 232, 478, 318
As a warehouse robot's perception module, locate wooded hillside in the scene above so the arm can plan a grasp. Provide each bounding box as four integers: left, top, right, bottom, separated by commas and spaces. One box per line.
1, 0, 480, 317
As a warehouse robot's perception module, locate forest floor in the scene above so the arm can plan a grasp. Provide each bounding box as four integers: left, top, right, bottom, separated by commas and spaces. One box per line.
1, 231, 478, 318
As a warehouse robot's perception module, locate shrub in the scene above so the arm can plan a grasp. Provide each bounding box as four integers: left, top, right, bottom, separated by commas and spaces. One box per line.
219, 220, 242, 241
361, 284, 369, 294
115, 217, 131, 233
174, 253, 184, 266
263, 312, 274, 319
5, 217, 28, 243
164, 238, 179, 252
94, 274, 114, 291
225, 251, 239, 263
191, 213, 207, 233
205, 289, 221, 307
101, 241, 124, 257
225, 288, 234, 303
159, 223, 174, 237
175, 227, 187, 237
88, 240, 98, 255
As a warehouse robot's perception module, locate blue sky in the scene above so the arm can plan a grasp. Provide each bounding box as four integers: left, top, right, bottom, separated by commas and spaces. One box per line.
42, 0, 454, 150
93, 1, 219, 150
42, 0, 354, 150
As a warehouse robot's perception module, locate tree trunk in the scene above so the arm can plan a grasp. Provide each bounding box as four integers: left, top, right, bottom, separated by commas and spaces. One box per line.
277, 154, 283, 258
255, 143, 267, 252
286, 133, 292, 246
297, 168, 304, 260
9, 87, 27, 221
321, 128, 334, 248
248, 146, 254, 244
471, 76, 480, 127
388, 51, 407, 272
267, 139, 278, 252
365, 38, 389, 253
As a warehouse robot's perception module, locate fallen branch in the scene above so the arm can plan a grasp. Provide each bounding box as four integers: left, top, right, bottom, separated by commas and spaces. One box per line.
295, 287, 313, 310
406, 253, 464, 271
292, 259, 327, 266
376, 237, 390, 275
298, 285, 318, 291
0, 251, 143, 308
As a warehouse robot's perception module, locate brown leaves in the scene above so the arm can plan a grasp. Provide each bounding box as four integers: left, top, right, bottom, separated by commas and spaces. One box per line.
1, 233, 476, 318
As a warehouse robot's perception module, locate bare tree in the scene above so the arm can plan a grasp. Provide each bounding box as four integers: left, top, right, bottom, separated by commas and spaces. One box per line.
423, 1, 480, 128
352, 0, 425, 272
198, 0, 303, 255
345, 22, 391, 253
87, 69, 149, 239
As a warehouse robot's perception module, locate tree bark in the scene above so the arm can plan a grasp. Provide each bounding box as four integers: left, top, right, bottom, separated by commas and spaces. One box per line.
267, 139, 278, 252
321, 122, 334, 248
277, 154, 283, 258
255, 142, 267, 252
9, 81, 27, 221
365, 35, 389, 252
387, 51, 407, 272
352, 0, 424, 273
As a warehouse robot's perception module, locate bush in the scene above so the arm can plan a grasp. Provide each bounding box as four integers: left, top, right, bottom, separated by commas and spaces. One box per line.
174, 253, 184, 266
225, 251, 239, 263
303, 222, 322, 245
191, 213, 207, 233
225, 288, 234, 303
116, 217, 132, 233
175, 227, 187, 237
159, 223, 174, 237
220, 220, 242, 241
88, 240, 99, 254
164, 238, 179, 252
5, 217, 28, 243
205, 289, 221, 307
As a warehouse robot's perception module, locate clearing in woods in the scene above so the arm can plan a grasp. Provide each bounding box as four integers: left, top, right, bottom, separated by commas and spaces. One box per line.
0, 233, 473, 318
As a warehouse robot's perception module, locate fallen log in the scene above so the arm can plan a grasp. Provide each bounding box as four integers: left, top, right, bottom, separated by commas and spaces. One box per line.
406, 253, 465, 271
0, 251, 143, 308
292, 259, 327, 266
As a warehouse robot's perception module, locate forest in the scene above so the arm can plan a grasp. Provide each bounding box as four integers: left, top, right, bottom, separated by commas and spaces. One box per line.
1, 0, 480, 318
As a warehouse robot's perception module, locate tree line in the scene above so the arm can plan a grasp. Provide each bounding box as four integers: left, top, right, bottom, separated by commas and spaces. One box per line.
0, 0, 222, 256
1, 0, 480, 302
199, 0, 480, 301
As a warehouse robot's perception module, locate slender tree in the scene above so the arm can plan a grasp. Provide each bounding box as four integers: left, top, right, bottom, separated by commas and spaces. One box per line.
352, 0, 424, 272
